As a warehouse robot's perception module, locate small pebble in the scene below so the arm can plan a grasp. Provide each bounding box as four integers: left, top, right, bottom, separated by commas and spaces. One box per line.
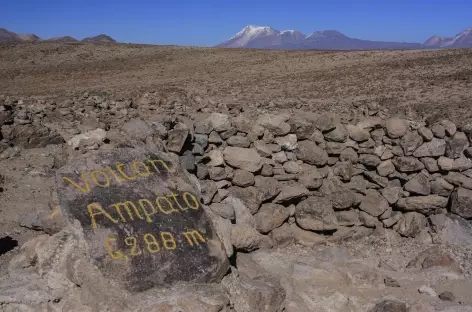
439, 291, 455, 301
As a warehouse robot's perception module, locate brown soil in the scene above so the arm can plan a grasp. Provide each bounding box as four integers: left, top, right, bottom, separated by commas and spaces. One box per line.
1, 42, 472, 123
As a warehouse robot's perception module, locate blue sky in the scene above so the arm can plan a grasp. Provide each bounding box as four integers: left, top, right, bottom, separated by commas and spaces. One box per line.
1, 0, 471, 46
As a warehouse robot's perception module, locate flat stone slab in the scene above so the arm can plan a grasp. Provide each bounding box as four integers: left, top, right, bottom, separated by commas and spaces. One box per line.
56, 148, 228, 292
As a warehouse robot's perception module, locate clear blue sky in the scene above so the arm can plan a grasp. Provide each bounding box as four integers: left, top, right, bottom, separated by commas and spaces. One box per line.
1, 0, 471, 46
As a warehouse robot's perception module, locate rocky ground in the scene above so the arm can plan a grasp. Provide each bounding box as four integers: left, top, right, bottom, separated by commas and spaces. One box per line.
0, 42, 472, 312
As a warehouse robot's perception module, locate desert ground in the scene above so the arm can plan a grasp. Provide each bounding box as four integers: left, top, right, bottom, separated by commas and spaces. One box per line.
1, 42, 471, 122
1, 42, 472, 312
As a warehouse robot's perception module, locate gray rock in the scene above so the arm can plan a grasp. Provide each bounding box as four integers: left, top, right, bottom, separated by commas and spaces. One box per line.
357, 117, 385, 130
289, 116, 315, 140
122, 118, 154, 141
431, 178, 454, 197
213, 188, 229, 203
254, 140, 273, 157
255, 176, 281, 201
224, 196, 256, 227
255, 203, 290, 234
384, 277, 401, 287
418, 285, 437, 297
208, 166, 233, 181
261, 164, 274, 176
396, 195, 448, 212
295, 140, 329, 166
221, 272, 285, 312
400, 131, 423, 155
451, 187, 472, 219
256, 113, 291, 136
369, 300, 407, 312
331, 189, 358, 209
382, 187, 402, 204
432, 124, 446, 138
295, 196, 338, 231
441, 119, 457, 136
274, 182, 310, 204
180, 152, 196, 172
386, 117, 408, 138
227, 135, 251, 148
392, 157, 424, 172
404, 172, 431, 195
359, 154, 381, 169
438, 156, 454, 171
231, 225, 273, 251
325, 141, 346, 155
406, 246, 462, 273
421, 157, 439, 173
430, 213, 472, 246
377, 160, 395, 176
194, 119, 213, 134
444, 171, 472, 189
347, 124, 370, 142
394, 212, 428, 237
67, 128, 106, 150
324, 123, 348, 142
316, 113, 336, 132
383, 211, 403, 228
439, 291, 455, 301
364, 171, 389, 188
446, 132, 469, 159
223, 147, 262, 172
283, 160, 300, 174
269, 223, 295, 247
208, 130, 223, 144
228, 186, 264, 214
209, 203, 234, 220
333, 161, 354, 182
232, 169, 255, 187
275, 134, 298, 151
298, 165, 324, 189
359, 210, 378, 228
359, 189, 389, 217
167, 126, 189, 153
208, 113, 231, 132
340, 147, 359, 163
418, 126, 434, 141
453, 157, 472, 171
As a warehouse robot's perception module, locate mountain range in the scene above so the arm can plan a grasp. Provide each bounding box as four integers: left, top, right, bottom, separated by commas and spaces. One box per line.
0, 28, 116, 43
216, 25, 472, 50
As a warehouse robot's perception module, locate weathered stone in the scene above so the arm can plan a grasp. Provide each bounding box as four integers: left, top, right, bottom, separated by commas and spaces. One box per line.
325, 141, 346, 155
430, 178, 454, 197
167, 126, 189, 153
391, 145, 404, 156
221, 273, 285, 312
346, 124, 370, 142
359, 138, 375, 148
274, 182, 309, 204
256, 114, 291, 136
453, 156, 472, 171
68, 128, 106, 150
392, 156, 424, 172
331, 189, 358, 209
324, 123, 348, 142
209, 203, 235, 220
275, 134, 298, 151
406, 246, 462, 273
223, 147, 262, 172
359, 189, 389, 217
418, 285, 437, 297
260, 164, 274, 176
394, 212, 427, 237
122, 118, 154, 141
446, 132, 469, 159
208, 166, 233, 181
228, 186, 264, 214
438, 156, 454, 171
441, 119, 457, 136
381, 187, 402, 204
439, 291, 455, 302
194, 119, 213, 134
418, 126, 434, 141
444, 171, 472, 189
339, 147, 358, 163
232, 169, 255, 187
295, 140, 328, 166
272, 151, 288, 164
396, 195, 448, 212
227, 135, 251, 148
208, 113, 231, 132
404, 172, 431, 195
180, 152, 196, 172
208, 130, 223, 144
316, 113, 336, 132
269, 223, 295, 247
55, 148, 228, 291
298, 165, 323, 189
254, 176, 280, 201
295, 196, 337, 231
451, 187, 472, 219
331, 161, 352, 182
289, 116, 315, 140
231, 225, 273, 251
359, 210, 378, 228
283, 160, 300, 174
201, 179, 218, 204
400, 131, 423, 155
255, 203, 290, 234
364, 171, 389, 188
213, 188, 229, 203
377, 160, 395, 176
431, 124, 446, 138
421, 157, 439, 173
369, 300, 407, 312
386, 117, 408, 138
335, 210, 361, 226
207, 149, 225, 167
359, 154, 381, 169
383, 211, 402, 228
224, 196, 255, 227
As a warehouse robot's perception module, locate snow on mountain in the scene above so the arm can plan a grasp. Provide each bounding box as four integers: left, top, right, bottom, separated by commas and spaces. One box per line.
218, 25, 283, 48
447, 27, 472, 48
423, 35, 453, 48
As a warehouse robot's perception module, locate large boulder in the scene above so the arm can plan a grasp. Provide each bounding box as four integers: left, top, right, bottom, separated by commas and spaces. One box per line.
295, 196, 338, 231
55, 148, 228, 291
295, 140, 328, 166
413, 138, 446, 157
451, 187, 472, 219
396, 195, 448, 213
385, 117, 408, 138
359, 189, 389, 217
391, 157, 424, 172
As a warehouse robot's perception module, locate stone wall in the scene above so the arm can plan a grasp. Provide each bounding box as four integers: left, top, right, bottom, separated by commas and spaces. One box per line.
107, 111, 472, 256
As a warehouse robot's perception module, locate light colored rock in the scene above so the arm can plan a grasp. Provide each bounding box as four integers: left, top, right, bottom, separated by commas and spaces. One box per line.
231, 225, 273, 251
347, 124, 370, 142
418, 126, 434, 141
404, 172, 431, 195
444, 171, 472, 189
256, 114, 291, 136
441, 119, 457, 136
446, 132, 470, 159
401, 131, 423, 155
289, 223, 328, 247
394, 212, 428, 237
295, 196, 338, 231
421, 157, 439, 173
451, 187, 472, 219
386, 117, 408, 138
228, 186, 264, 214
431, 178, 454, 197
232, 169, 255, 187
396, 195, 448, 212
377, 160, 395, 176
418, 285, 437, 297
283, 161, 300, 174
227, 135, 251, 147
208, 113, 231, 132
295, 140, 328, 166
382, 187, 402, 204
223, 146, 262, 172
209, 202, 235, 220
275, 134, 298, 151
207, 149, 225, 166
67, 128, 106, 149
255, 203, 290, 234
224, 196, 256, 227
413, 138, 446, 157
274, 182, 309, 204
438, 156, 454, 171
359, 189, 389, 217
453, 157, 472, 171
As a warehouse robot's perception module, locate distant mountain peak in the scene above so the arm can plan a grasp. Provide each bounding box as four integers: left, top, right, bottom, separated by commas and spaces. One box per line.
82, 34, 116, 43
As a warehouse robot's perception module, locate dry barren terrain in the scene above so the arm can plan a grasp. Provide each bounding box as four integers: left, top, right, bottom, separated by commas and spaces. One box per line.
1, 42, 472, 122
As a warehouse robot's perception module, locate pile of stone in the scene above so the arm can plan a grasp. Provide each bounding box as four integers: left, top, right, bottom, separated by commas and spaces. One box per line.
95, 111, 472, 255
